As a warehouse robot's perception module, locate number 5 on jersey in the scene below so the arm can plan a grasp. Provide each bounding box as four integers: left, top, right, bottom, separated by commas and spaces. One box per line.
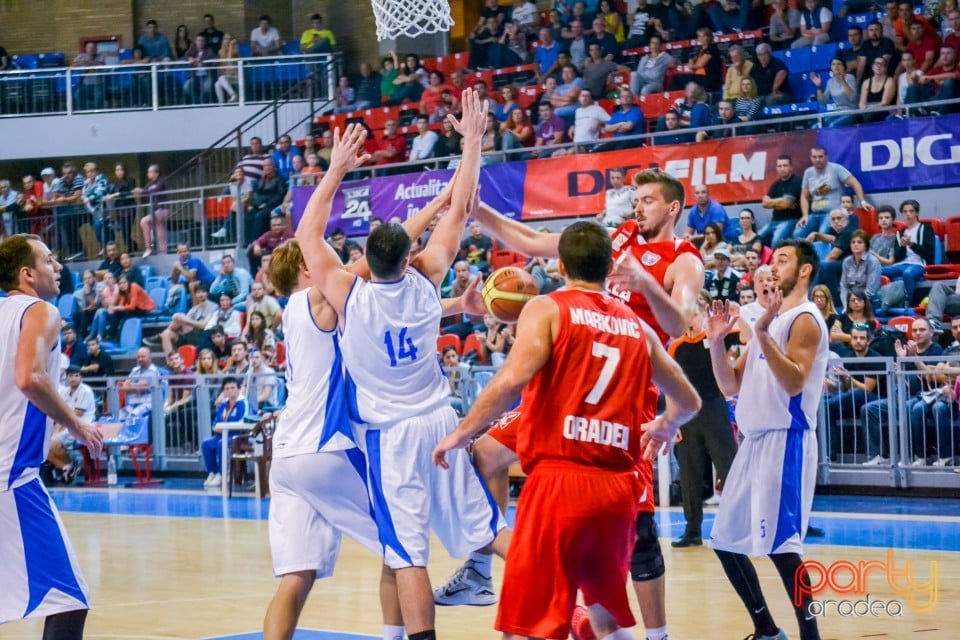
585, 342, 620, 404
384, 328, 419, 367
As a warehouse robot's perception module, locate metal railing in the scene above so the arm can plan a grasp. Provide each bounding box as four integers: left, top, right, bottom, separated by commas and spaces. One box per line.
0, 53, 339, 117
818, 355, 960, 490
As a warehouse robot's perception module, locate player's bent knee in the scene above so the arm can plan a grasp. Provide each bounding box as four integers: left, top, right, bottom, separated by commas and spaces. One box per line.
473, 435, 518, 478
631, 511, 665, 582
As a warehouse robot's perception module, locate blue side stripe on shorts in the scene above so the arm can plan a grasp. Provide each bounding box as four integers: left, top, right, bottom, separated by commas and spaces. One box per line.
318, 337, 355, 450
470, 454, 502, 536
9, 402, 47, 490
15, 479, 87, 616
772, 395, 806, 551
364, 429, 413, 565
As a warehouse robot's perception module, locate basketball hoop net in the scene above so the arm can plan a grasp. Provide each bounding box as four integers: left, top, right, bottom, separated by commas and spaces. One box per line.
371, 0, 454, 40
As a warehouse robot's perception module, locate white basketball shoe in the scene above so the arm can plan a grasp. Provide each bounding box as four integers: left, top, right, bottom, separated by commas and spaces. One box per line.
433, 559, 497, 606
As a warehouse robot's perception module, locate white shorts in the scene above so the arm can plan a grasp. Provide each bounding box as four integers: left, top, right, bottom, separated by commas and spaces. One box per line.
0, 475, 90, 624
709, 428, 817, 557
364, 405, 505, 569
268, 449, 381, 577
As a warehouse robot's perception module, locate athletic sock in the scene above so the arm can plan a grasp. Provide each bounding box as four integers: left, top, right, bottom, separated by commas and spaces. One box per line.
383, 624, 405, 640
646, 625, 669, 640
468, 551, 493, 577
409, 631, 437, 640
714, 549, 779, 637
771, 552, 822, 640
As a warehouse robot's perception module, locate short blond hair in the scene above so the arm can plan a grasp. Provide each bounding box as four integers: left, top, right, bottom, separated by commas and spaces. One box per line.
270, 239, 304, 298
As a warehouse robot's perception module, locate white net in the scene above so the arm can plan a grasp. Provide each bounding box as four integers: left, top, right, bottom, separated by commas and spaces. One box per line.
371, 0, 455, 40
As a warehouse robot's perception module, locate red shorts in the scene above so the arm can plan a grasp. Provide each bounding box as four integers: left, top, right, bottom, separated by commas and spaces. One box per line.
495, 462, 638, 639
636, 458, 654, 513
484, 409, 521, 452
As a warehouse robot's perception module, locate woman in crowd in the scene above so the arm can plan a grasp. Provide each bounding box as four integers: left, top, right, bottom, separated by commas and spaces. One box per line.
81, 162, 110, 254
859, 57, 897, 123
811, 57, 859, 128
389, 52, 429, 104
670, 28, 722, 93
243, 309, 277, 354
599, 0, 626, 42
173, 25, 191, 60
87, 271, 120, 340
730, 209, 763, 269
832, 291, 881, 346
105, 163, 137, 252
813, 284, 840, 334
206, 293, 243, 342
74, 269, 103, 338
136, 164, 169, 257
101, 274, 157, 340
195, 349, 220, 375
500, 106, 535, 156
733, 77, 764, 123
200, 377, 248, 488
215, 33, 239, 103
699, 223, 724, 269
496, 85, 520, 122
631, 35, 675, 95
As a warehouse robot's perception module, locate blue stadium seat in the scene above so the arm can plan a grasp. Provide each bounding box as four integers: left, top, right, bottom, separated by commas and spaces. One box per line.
145, 276, 166, 291
118, 48, 133, 61
57, 294, 76, 322
72, 271, 82, 290
762, 101, 821, 118
238, 43, 252, 58
102, 318, 143, 354
138, 264, 153, 281
282, 41, 301, 55
12, 54, 39, 70
788, 73, 818, 101
147, 287, 167, 310
39, 53, 66, 68
810, 43, 839, 70
774, 48, 812, 74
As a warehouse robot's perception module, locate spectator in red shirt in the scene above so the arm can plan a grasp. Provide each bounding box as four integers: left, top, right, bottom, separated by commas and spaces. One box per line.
945, 10, 960, 51
907, 44, 959, 109
19, 174, 46, 236
371, 120, 408, 165
247, 214, 294, 273
420, 70, 457, 119
895, 0, 939, 44
905, 20, 943, 72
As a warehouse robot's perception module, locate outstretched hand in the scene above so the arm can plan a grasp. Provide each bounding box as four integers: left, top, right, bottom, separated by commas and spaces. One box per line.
447, 87, 488, 139
462, 274, 486, 317
433, 429, 471, 469
328, 123, 372, 173
77, 421, 103, 459
754, 287, 783, 333
705, 300, 738, 342
639, 415, 678, 460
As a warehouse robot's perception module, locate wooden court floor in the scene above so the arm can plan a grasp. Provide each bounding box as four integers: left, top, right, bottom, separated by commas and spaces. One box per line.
3, 497, 959, 639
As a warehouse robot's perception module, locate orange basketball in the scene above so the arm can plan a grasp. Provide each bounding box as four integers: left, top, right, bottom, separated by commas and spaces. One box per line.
481, 267, 539, 323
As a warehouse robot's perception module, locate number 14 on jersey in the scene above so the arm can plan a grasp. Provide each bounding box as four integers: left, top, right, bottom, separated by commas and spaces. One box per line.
384, 328, 419, 367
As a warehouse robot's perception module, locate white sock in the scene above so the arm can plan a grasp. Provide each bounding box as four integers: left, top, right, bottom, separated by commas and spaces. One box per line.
646, 626, 669, 640
382, 624, 404, 640
468, 551, 493, 577
600, 629, 635, 640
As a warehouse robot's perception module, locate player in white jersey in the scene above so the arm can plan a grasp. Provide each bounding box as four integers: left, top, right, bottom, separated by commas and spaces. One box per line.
0, 235, 103, 638
262, 164, 488, 640
298, 94, 509, 640
705, 239, 828, 640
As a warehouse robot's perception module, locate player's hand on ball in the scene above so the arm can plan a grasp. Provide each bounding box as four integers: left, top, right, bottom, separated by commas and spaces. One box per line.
462, 274, 486, 316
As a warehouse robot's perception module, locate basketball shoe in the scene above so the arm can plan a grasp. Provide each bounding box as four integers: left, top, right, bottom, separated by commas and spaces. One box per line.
570, 606, 597, 640
432, 558, 496, 606
743, 630, 787, 640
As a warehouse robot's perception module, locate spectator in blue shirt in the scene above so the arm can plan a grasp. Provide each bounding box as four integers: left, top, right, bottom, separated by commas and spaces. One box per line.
138, 19, 172, 61
171, 243, 215, 296
685, 185, 729, 244
597, 87, 644, 151
271, 135, 302, 181
533, 27, 562, 82
200, 377, 249, 487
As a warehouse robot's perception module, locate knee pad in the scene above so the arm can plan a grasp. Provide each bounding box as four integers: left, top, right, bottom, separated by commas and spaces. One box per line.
630, 511, 665, 582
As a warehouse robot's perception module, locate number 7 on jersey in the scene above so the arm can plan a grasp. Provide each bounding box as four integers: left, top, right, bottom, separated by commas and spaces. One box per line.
585, 342, 620, 404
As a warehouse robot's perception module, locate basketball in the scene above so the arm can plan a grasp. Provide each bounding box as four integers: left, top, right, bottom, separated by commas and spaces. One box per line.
481, 267, 539, 323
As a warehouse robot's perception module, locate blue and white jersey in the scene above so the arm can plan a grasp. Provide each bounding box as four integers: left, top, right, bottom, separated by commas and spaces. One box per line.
340, 267, 450, 425
273, 289, 355, 457
0, 295, 60, 490
735, 300, 829, 435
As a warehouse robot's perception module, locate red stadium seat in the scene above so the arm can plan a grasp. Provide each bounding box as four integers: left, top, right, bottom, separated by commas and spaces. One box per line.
886, 315, 916, 339
177, 344, 197, 368
437, 334, 462, 355
205, 196, 233, 221
462, 333, 486, 362
945, 217, 960, 262
491, 250, 528, 270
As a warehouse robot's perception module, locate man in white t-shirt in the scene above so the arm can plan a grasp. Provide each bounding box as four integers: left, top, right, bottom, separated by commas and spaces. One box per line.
250, 15, 282, 56
571, 89, 610, 147
599, 167, 637, 227
49, 366, 97, 483
409, 115, 439, 162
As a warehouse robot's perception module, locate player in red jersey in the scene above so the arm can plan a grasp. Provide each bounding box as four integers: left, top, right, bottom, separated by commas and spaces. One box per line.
433, 221, 700, 640
433, 169, 704, 640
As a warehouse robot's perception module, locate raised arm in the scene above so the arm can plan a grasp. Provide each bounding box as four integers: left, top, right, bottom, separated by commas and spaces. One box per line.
414, 88, 488, 285
474, 202, 560, 258
15, 302, 102, 457
433, 295, 557, 467
706, 300, 747, 396
754, 291, 823, 396
294, 124, 372, 317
